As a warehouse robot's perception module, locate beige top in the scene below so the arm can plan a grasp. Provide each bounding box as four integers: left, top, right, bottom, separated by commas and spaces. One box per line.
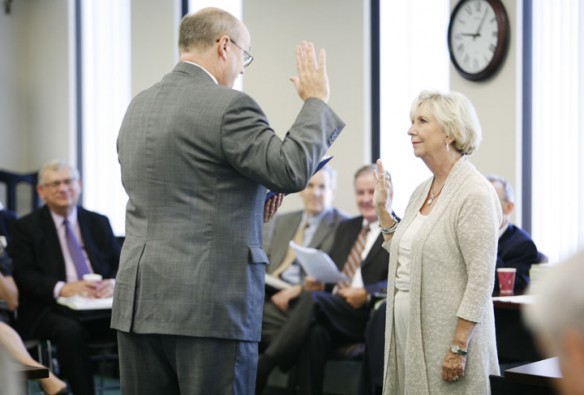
382, 157, 502, 395
395, 213, 426, 292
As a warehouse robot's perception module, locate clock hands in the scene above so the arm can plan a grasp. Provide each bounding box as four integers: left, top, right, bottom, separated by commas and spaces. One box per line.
459, 7, 489, 40
474, 8, 489, 37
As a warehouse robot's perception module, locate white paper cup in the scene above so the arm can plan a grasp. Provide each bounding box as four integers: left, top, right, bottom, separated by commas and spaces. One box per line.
83, 273, 103, 282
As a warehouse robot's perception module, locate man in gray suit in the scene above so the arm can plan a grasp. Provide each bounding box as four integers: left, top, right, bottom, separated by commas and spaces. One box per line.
113, 7, 344, 395
262, 166, 348, 348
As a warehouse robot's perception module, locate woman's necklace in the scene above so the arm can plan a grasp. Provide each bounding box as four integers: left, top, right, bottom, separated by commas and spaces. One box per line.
426, 179, 445, 206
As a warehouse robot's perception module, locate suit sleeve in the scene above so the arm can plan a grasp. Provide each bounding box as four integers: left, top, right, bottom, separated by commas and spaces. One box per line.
11, 220, 58, 302
221, 94, 344, 193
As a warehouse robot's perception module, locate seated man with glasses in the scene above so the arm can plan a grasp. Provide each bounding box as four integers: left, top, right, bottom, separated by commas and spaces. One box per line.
11, 159, 121, 395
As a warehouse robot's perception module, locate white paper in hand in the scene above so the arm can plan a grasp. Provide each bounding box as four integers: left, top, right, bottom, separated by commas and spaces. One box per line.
57, 296, 113, 310
289, 241, 348, 283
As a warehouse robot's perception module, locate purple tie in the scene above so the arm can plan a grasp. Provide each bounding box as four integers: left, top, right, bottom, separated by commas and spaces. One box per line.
63, 219, 91, 279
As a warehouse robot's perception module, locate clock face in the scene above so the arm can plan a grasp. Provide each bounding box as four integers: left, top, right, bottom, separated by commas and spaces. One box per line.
448, 0, 509, 81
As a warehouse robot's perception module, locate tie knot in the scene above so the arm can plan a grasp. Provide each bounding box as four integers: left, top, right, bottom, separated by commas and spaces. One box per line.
63, 218, 70, 226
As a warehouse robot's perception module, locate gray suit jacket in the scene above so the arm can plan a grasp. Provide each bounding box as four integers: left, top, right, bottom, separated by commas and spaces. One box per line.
264, 208, 348, 278
112, 62, 344, 342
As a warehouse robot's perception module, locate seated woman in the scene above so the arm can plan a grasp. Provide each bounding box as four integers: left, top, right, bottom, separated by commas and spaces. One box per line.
0, 246, 67, 395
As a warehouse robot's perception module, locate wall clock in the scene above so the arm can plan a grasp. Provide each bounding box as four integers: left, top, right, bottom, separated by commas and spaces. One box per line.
447, 0, 510, 81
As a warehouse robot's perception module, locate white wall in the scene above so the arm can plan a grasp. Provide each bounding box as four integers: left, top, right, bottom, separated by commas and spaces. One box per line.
0, 0, 73, 216
0, 3, 27, 169
130, 0, 180, 97
0, 0, 72, 172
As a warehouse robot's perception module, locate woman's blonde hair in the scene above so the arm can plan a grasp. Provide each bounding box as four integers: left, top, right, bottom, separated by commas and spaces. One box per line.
410, 90, 482, 155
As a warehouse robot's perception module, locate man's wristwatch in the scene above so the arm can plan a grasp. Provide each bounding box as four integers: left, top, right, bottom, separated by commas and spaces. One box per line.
450, 344, 468, 356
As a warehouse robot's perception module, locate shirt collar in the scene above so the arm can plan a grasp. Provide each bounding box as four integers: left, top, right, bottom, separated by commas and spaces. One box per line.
498, 221, 510, 238
50, 206, 79, 228
363, 218, 379, 232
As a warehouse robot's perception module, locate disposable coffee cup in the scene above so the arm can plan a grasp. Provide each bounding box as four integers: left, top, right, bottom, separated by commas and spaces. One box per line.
83, 273, 103, 282
497, 268, 516, 296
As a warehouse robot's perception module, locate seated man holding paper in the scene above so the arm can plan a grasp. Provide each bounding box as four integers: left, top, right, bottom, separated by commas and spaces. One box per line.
256, 164, 394, 394
11, 159, 120, 395
262, 165, 348, 347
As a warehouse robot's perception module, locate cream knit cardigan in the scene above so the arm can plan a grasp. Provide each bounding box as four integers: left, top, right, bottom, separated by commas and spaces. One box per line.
382, 157, 502, 395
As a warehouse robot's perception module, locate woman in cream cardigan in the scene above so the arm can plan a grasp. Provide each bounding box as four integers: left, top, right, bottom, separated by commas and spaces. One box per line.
374, 90, 501, 394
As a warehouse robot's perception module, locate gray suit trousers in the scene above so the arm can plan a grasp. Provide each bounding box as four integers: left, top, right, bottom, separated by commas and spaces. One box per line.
117, 332, 257, 395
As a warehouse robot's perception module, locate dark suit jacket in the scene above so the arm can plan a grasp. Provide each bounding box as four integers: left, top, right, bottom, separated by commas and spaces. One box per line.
11, 205, 120, 338
0, 209, 17, 245
494, 223, 540, 294
328, 216, 389, 297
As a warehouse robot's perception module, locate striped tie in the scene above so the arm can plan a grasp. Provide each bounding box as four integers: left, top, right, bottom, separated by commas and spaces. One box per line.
335, 224, 369, 292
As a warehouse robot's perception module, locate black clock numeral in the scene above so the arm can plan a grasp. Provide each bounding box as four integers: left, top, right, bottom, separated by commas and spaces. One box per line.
489, 43, 496, 53
473, 58, 479, 70
464, 4, 472, 14
474, 0, 482, 12
457, 43, 464, 53
463, 54, 470, 65
492, 31, 499, 38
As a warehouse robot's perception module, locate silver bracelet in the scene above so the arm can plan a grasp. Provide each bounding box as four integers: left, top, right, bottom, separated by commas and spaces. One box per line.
379, 216, 399, 234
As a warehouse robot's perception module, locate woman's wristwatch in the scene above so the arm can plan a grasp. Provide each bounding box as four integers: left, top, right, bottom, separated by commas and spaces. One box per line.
450, 344, 468, 356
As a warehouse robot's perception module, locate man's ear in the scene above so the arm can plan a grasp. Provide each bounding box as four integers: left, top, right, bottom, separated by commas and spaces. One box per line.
503, 201, 514, 216
37, 184, 45, 201
216, 35, 229, 60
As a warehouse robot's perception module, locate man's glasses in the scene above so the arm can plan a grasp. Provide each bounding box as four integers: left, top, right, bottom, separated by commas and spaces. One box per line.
229, 38, 254, 68
42, 178, 77, 189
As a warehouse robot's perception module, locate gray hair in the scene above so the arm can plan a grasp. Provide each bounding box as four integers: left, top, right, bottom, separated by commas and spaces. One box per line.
179, 7, 242, 52
38, 159, 79, 186
523, 250, 584, 355
410, 90, 482, 155
486, 174, 515, 203
354, 164, 393, 194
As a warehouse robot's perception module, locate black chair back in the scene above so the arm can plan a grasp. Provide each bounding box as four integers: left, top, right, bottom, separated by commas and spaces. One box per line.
0, 170, 40, 215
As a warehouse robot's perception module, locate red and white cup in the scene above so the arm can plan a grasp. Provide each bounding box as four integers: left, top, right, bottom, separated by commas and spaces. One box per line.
497, 268, 516, 296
